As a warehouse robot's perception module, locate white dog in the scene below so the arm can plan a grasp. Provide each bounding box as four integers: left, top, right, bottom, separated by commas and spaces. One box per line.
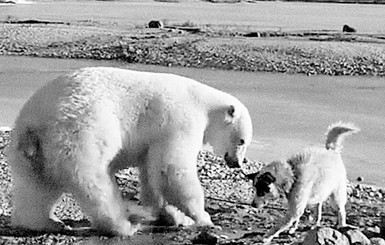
247, 122, 360, 243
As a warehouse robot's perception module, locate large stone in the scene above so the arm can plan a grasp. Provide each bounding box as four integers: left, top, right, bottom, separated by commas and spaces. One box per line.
303, 227, 349, 245
148, 20, 164, 28
192, 230, 218, 245
340, 228, 370, 245
342, 24, 356, 33
370, 237, 385, 245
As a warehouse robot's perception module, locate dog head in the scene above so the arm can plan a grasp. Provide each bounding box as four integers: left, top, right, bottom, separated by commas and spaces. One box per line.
247, 171, 279, 208
247, 161, 294, 208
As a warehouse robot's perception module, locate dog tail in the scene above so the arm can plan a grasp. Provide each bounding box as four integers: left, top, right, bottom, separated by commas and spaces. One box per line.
325, 121, 360, 153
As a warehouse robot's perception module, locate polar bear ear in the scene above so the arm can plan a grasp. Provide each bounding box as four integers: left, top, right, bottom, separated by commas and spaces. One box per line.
225, 105, 237, 124
228, 105, 235, 117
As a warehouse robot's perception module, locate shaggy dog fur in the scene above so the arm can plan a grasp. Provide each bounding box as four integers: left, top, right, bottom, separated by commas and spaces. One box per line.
6, 67, 253, 236
247, 122, 360, 243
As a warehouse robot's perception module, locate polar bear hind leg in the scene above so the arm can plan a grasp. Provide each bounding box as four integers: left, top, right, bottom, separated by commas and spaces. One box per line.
8, 142, 65, 232
10, 123, 138, 236
67, 130, 139, 236
11, 170, 64, 231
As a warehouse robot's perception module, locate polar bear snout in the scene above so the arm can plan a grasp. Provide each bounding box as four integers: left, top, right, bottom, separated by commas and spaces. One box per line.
224, 141, 249, 168
224, 152, 246, 168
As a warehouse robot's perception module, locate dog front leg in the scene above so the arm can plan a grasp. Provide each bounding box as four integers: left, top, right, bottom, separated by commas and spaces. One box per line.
288, 220, 299, 234
263, 193, 309, 244
315, 202, 323, 226
263, 214, 301, 243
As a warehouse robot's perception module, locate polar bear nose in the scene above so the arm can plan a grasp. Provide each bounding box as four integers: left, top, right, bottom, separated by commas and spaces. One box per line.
224, 152, 241, 168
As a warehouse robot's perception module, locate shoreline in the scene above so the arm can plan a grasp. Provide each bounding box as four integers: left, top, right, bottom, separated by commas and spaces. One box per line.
1, 23, 385, 76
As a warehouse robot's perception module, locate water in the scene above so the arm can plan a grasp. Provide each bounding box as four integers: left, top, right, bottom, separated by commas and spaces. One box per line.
1, 56, 384, 187
1, 0, 385, 33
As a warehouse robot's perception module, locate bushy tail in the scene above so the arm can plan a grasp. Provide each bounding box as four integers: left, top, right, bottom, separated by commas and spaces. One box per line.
325, 121, 360, 153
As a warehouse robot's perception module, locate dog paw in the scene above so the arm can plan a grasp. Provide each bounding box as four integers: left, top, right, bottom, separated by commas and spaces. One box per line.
288, 227, 297, 234
262, 236, 273, 244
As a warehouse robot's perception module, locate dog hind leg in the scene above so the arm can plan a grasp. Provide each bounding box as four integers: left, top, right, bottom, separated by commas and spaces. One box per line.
330, 187, 348, 227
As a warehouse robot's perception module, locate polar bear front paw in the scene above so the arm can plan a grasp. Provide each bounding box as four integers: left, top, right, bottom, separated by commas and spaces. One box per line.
157, 205, 195, 227
194, 211, 214, 227
114, 220, 141, 237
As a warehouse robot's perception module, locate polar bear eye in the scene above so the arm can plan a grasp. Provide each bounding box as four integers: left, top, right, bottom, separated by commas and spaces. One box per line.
239, 139, 245, 145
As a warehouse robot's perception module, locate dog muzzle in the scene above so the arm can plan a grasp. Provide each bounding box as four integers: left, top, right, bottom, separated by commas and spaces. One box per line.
251, 199, 265, 209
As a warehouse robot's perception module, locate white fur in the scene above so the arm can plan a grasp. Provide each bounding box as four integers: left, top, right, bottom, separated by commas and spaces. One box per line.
6, 67, 253, 235
249, 122, 359, 243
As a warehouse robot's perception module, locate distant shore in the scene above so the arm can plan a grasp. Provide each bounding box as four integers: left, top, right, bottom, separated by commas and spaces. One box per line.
1, 23, 385, 76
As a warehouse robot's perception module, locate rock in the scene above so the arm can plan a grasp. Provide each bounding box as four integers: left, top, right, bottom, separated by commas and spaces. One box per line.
148, 20, 164, 28
192, 230, 218, 245
303, 227, 349, 245
340, 228, 370, 245
370, 237, 385, 245
357, 176, 364, 182
343, 24, 357, 33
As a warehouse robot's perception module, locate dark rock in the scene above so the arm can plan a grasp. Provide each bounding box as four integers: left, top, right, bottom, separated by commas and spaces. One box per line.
148, 20, 164, 28
343, 25, 357, 33
303, 227, 349, 245
192, 230, 218, 245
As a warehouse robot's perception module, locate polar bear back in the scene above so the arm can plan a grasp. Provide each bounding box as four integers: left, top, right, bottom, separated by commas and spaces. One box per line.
15, 67, 244, 148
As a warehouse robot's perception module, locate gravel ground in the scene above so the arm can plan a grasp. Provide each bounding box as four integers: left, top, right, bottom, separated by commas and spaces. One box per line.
1, 23, 385, 76
1, 128, 385, 245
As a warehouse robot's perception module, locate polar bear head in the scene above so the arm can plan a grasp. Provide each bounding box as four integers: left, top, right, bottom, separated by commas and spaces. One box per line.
204, 103, 253, 168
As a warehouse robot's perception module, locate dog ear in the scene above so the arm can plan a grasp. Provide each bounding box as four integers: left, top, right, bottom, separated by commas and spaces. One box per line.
260, 172, 276, 184
246, 172, 258, 181
282, 178, 294, 194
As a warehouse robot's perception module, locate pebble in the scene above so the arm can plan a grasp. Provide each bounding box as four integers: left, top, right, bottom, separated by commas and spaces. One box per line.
357, 176, 364, 182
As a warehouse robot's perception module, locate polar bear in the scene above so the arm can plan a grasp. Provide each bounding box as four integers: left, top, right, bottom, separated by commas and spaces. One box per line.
6, 67, 253, 236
